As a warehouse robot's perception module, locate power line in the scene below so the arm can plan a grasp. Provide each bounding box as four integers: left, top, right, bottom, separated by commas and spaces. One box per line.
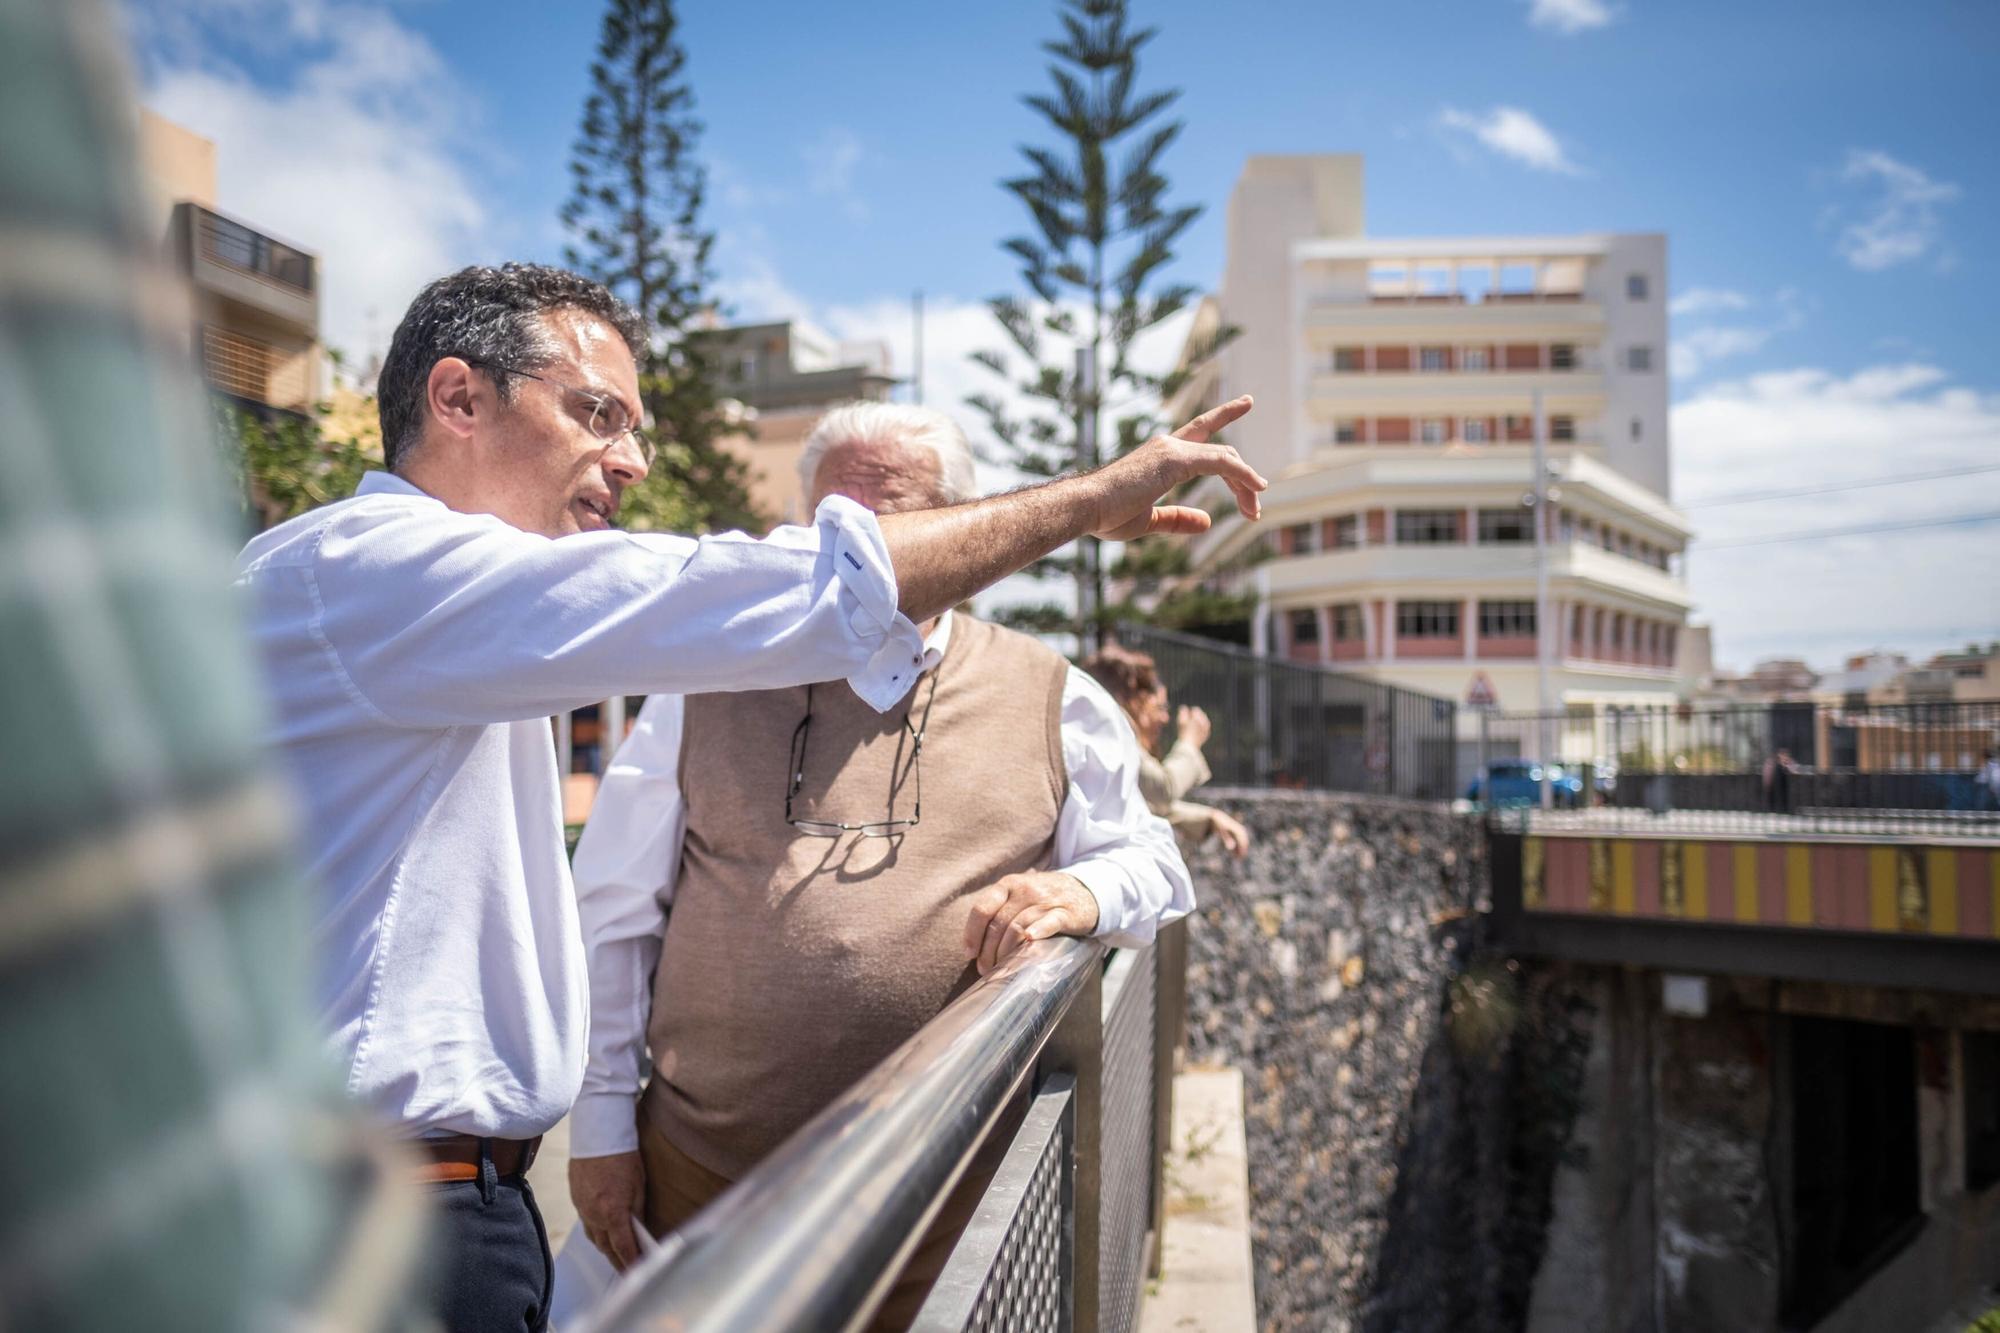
1679, 462, 2000, 509
1693, 508, 2000, 552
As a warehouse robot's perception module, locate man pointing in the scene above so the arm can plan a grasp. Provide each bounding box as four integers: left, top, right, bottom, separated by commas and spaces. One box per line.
235, 263, 1259, 1332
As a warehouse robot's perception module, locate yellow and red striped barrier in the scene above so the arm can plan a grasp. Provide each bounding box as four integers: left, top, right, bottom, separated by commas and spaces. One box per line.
1522, 836, 2000, 940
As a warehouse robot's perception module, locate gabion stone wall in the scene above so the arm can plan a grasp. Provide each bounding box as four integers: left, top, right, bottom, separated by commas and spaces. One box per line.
1178, 790, 1593, 1333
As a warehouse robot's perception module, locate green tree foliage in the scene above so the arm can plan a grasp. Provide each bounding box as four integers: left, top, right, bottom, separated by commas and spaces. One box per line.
562, 0, 762, 534
213, 399, 375, 535
968, 0, 1238, 645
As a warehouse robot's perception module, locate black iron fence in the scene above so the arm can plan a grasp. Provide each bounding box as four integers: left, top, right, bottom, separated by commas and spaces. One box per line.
1115, 624, 1459, 801
1474, 698, 2000, 836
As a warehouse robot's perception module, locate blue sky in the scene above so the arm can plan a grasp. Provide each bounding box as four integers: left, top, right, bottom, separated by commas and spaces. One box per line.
128, 0, 2000, 668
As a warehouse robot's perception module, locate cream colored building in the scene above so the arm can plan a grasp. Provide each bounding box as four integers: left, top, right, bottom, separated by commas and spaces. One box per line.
694, 319, 896, 529
1170, 155, 1693, 734
139, 110, 321, 414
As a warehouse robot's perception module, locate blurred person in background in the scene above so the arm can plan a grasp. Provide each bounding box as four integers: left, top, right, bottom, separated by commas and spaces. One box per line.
565, 403, 1193, 1329
1084, 644, 1252, 858
0, 2, 419, 1327
234, 258, 1262, 1333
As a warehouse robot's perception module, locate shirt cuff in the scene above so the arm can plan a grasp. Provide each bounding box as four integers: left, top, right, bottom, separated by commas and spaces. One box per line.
568, 1089, 642, 1159
816, 495, 927, 712
1064, 857, 1151, 948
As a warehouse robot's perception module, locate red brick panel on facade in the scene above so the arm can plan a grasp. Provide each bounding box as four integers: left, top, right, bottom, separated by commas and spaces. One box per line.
1366, 510, 1388, 544
1375, 417, 1412, 444
1375, 346, 1412, 372
1503, 343, 1541, 370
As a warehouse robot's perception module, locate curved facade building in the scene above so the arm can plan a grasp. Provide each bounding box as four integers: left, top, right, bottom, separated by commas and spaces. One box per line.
1171, 155, 1694, 731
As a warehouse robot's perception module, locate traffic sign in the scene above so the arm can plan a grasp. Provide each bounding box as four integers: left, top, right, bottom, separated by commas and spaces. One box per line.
1465, 671, 1499, 709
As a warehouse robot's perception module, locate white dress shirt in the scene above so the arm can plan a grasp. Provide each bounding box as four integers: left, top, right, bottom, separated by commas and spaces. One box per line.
567, 612, 1196, 1159
236, 471, 925, 1140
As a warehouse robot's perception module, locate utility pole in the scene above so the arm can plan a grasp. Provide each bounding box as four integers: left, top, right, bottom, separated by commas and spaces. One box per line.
1532, 389, 1554, 810
911, 290, 924, 405
1075, 343, 1100, 653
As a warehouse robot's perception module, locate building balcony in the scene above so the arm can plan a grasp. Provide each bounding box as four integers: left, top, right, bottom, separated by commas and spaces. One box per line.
169, 203, 318, 337
1262, 541, 1692, 612
1303, 295, 1605, 341
1307, 368, 1606, 412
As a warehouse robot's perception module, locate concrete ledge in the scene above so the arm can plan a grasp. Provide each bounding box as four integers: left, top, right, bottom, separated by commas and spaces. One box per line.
1139, 1067, 1258, 1333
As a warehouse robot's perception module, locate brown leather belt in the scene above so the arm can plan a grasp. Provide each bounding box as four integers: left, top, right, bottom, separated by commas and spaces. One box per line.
413, 1134, 543, 1184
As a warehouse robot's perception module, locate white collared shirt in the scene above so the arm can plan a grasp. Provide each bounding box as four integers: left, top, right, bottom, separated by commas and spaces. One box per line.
236, 472, 924, 1140
566, 611, 1196, 1159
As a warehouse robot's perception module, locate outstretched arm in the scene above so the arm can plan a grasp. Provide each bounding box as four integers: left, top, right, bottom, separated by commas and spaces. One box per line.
882, 397, 1264, 623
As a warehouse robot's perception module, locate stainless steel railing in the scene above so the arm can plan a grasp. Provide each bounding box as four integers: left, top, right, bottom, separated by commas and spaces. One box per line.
580, 920, 1187, 1333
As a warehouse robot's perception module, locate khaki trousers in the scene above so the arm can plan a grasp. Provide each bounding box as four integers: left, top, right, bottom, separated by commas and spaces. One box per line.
636, 1119, 992, 1332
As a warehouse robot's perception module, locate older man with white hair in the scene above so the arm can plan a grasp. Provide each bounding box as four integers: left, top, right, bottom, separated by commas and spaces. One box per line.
567, 401, 1192, 1328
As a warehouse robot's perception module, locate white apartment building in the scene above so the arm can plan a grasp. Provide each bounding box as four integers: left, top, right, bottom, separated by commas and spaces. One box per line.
1171, 155, 1694, 736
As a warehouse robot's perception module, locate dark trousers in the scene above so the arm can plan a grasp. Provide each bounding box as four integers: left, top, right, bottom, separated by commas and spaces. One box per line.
426, 1145, 554, 1333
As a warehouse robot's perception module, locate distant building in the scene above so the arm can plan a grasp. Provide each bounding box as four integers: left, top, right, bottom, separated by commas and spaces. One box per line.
1166, 155, 1692, 738
1928, 642, 2000, 704
693, 319, 897, 528
138, 111, 321, 417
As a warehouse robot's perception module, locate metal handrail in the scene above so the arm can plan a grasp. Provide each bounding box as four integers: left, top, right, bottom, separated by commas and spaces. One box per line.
581, 935, 1107, 1333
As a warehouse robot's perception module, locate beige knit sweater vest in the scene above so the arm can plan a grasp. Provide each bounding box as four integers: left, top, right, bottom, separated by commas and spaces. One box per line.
644, 615, 1070, 1178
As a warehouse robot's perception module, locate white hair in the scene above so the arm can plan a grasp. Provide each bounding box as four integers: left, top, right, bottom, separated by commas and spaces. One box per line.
797, 401, 979, 506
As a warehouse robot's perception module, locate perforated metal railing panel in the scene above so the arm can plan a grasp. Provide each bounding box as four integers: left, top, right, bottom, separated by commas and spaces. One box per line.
913, 1081, 1075, 1333
1097, 947, 1159, 1333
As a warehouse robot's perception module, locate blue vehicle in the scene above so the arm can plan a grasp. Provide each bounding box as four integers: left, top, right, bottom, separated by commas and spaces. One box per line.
1467, 760, 1584, 808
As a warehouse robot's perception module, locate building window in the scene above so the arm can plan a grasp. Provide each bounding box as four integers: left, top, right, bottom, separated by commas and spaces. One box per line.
1550, 343, 1577, 371
1419, 418, 1449, 444
1551, 415, 1577, 442
1329, 514, 1361, 549
1969, 1031, 2000, 1192
1478, 508, 1532, 544
1335, 418, 1364, 444
1479, 601, 1537, 637
1330, 603, 1365, 642
735, 352, 759, 382
1284, 521, 1316, 555
1463, 417, 1491, 443
1289, 608, 1320, 645
1504, 414, 1533, 441
1396, 601, 1460, 638
1631, 416, 1643, 442
1334, 346, 1365, 372
1419, 346, 1450, 372
1625, 345, 1654, 372
1395, 509, 1461, 544
1626, 273, 1649, 300
1461, 346, 1490, 371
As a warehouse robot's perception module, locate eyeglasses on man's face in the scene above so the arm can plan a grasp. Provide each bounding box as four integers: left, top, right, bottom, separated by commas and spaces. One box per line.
474, 361, 655, 467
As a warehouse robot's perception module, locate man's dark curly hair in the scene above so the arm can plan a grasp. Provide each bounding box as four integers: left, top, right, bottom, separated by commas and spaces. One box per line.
375, 263, 648, 470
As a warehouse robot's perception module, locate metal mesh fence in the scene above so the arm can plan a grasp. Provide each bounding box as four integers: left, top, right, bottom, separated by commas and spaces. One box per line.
917, 1083, 1075, 1333
1097, 949, 1158, 1333
1115, 625, 1459, 800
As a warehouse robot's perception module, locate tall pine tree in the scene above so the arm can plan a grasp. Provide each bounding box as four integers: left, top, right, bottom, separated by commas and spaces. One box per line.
968, 0, 1236, 648
562, 0, 762, 534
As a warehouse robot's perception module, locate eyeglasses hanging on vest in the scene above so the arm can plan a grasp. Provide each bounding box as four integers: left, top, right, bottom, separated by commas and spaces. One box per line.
784, 671, 942, 836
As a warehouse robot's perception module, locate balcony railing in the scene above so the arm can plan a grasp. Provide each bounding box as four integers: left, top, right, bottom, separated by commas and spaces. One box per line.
578, 923, 1189, 1332
195, 207, 315, 295
1472, 699, 2000, 838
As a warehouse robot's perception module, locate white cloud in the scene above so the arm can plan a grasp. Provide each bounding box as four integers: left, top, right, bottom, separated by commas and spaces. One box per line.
1438, 106, 1583, 176
1669, 288, 1804, 380
1831, 149, 1960, 272
139, 1, 497, 365
1674, 363, 2000, 665
804, 127, 867, 221
1527, 0, 1615, 34
1669, 288, 1750, 318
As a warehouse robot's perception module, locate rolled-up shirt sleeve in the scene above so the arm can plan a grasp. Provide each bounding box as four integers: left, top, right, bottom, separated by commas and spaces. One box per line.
302, 487, 925, 726
1053, 668, 1195, 948
569, 693, 686, 1159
